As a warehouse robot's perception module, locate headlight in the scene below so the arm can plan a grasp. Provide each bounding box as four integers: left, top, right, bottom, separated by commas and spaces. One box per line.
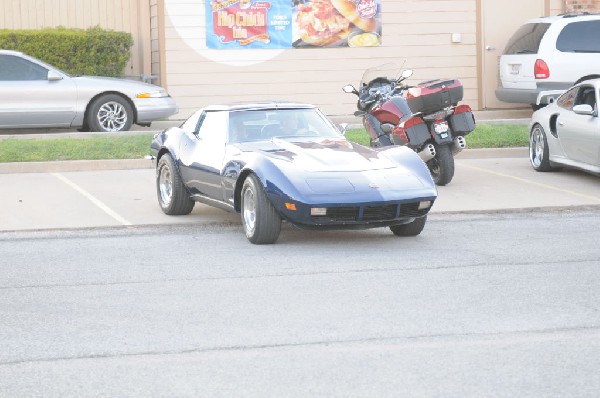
136, 90, 168, 99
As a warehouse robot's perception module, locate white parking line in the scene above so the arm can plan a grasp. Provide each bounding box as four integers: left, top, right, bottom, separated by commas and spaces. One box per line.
52, 173, 133, 226
457, 161, 600, 203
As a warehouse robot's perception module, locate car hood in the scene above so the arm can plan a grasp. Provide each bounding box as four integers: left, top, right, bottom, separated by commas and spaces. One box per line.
241, 138, 401, 172
72, 76, 164, 93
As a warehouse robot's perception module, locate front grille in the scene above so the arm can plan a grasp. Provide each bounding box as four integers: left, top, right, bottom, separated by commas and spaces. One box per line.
399, 202, 428, 218
363, 204, 397, 221
312, 207, 357, 222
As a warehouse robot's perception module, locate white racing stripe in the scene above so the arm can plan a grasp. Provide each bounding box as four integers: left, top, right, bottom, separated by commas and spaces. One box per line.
52, 173, 132, 226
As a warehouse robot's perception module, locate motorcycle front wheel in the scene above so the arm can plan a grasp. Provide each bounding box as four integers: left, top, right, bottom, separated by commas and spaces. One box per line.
427, 144, 454, 186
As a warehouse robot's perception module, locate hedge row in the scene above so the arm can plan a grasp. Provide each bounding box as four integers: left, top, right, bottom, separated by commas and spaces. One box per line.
0, 26, 133, 77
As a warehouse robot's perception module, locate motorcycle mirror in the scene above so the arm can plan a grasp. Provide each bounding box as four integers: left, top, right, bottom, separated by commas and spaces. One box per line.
343, 84, 359, 95
401, 69, 413, 79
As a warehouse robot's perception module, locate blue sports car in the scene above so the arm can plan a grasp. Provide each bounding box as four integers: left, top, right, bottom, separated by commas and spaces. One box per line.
151, 102, 437, 244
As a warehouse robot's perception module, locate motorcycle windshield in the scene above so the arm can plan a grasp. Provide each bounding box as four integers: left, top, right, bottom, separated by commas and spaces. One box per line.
360, 63, 403, 86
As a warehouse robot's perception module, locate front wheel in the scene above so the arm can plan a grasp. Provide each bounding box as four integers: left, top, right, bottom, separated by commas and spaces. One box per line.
86, 94, 134, 132
241, 174, 281, 244
390, 216, 427, 237
426, 144, 454, 186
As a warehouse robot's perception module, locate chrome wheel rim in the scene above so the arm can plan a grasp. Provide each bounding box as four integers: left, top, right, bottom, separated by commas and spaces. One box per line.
242, 186, 256, 234
97, 101, 127, 131
158, 165, 173, 206
530, 127, 544, 168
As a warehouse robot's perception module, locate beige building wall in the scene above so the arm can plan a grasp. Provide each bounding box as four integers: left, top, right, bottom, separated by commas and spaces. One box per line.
0, 0, 153, 79
163, 0, 479, 119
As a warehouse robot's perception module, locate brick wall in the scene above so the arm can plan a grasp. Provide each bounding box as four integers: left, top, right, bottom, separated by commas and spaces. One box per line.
565, 0, 600, 12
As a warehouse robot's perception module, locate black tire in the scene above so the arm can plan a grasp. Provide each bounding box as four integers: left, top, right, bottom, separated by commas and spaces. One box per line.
241, 174, 281, 244
156, 153, 195, 215
390, 216, 427, 237
426, 144, 454, 186
529, 124, 554, 172
86, 94, 134, 132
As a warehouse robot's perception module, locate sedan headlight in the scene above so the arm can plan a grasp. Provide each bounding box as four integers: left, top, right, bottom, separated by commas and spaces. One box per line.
136, 90, 168, 99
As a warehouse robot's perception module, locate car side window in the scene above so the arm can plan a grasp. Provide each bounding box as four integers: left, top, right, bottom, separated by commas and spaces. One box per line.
180, 110, 204, 133
574, 86, 596, 109
0, 54, 49, 81
556, 86, 579, 110
556, 21, 600, 53
196, 111, 227, 144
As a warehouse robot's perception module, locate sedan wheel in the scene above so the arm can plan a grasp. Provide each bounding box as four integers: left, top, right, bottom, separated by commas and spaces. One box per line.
529, 124, 553, 172
156, 153, 195, 215
87, 94, 134, 132
241, 174, 281, 244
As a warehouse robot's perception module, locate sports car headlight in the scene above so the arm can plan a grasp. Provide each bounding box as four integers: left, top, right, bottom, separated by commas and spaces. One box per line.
136, 90, 168, 99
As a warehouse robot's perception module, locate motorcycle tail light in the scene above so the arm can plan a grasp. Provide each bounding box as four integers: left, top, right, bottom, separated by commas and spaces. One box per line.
534, 59, 550, 79
453, 104, 472, 114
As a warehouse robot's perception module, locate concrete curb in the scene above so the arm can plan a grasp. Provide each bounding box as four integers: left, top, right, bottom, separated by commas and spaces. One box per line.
0, 148, 528, 174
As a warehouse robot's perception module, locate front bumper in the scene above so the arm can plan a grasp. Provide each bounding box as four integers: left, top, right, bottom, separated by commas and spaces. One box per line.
134, 96, 178, 124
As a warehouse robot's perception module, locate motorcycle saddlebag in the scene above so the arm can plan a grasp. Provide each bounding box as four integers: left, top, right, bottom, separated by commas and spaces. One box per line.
406, 79, 464, 115
448, 104, 476, 134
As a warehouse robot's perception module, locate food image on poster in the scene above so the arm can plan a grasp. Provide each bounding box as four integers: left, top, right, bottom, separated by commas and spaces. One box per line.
293, 0, 381, 48
206, 0, 293, 49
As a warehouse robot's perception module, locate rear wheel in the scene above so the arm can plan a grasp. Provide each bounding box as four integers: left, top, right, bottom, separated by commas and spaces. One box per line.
529, 124, 554, 172
241, 174, 281, 244
156, 154, 194, 215
427, 144, 454, 186
390, 216, 427, 237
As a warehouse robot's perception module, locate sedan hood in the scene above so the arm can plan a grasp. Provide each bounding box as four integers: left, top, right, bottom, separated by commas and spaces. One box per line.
242, 138, 400, 172
72, 76, 164, 93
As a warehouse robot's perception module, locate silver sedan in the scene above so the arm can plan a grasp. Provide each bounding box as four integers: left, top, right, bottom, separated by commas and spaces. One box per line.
529, 78, 600, 175
0, 50, 178, 132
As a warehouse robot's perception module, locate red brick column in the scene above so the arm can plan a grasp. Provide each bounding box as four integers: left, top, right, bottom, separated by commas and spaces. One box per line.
565, 0, 600, 12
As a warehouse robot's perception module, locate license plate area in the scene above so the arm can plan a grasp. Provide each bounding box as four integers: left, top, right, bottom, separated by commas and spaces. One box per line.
434, 121, 449, 135
510, 64, 520, 75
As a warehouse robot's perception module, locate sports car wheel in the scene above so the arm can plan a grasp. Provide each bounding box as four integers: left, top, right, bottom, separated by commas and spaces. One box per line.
390, 216, 427, 237
529, 124, 553, 172
241, 174, 281, 244
156, 153, 195, 215
427, 144, 454, 186
87, 94, 133, 132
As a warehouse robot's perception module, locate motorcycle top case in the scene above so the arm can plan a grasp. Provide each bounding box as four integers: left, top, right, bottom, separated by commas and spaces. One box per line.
406, 79, 464, 115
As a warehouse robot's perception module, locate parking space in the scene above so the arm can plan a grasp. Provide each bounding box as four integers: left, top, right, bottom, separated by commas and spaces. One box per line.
1, 150, 599, 232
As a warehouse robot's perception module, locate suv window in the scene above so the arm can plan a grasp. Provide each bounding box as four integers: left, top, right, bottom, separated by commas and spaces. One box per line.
556, 20, 600, 53
503, 23, 551, 55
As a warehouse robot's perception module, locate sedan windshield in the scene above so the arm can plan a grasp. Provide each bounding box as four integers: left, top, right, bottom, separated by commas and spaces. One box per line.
228, 108, 343, 143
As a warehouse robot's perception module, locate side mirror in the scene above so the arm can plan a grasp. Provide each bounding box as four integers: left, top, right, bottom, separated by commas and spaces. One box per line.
47, 70, 63, 81
338, 123, 349, 134
573, 104, 594, 116
343, 84, 359, 95
401, 69, 413, 79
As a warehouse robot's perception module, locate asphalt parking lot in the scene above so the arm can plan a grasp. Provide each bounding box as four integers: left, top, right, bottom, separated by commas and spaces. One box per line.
1, 146, 600, 232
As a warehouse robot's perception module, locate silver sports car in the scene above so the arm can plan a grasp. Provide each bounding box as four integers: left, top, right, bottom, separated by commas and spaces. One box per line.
0, 50, 178, 132
529, 78, 600, 175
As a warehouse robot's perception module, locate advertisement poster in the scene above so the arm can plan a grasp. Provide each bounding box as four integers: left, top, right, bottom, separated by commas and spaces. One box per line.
206, 0, 381, 49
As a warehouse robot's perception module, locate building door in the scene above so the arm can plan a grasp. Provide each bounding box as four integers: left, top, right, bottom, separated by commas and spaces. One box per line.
480, 0, 546, 109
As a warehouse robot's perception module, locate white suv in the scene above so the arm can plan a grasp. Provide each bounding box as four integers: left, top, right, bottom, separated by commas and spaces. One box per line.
495, 13, 600, 109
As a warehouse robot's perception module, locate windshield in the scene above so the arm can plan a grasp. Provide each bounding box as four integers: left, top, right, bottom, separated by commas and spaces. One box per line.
360, 63, 405, 86
228, 108, 344, 143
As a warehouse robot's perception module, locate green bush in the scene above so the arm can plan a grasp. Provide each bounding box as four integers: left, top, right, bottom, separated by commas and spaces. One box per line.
0, 26, 133, 77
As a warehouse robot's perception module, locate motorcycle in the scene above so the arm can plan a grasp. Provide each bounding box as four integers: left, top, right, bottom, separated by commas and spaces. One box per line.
343, 63, 476, 186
